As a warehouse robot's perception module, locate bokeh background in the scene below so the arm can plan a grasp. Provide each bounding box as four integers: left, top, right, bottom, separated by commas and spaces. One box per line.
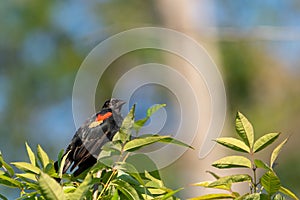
1, 0, 300, 198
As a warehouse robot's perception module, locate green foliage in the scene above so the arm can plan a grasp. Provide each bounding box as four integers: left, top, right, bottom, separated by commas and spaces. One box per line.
212, 156, 252, 169
134, 104, 166, 135
191, 112, 298, 200
1, 108, 298, 200
0, 104, 188, 199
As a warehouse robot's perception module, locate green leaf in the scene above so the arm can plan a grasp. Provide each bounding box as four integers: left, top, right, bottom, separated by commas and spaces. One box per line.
206, 171, 220, 179
59, 150, 70, 178
0, 193, 8, 200
56, 149, 64, 171
192, 181, 231, 191
116, 162, 144, 185
145, 171, 163, 188
147, 104, 166, 117
159, 187, 183, 200
66, 173, 92, 200
254, 159, 271, 171
274, 193, 286, 200
235, 112, 254, 148
253, 132, 280, 153
11, 162, 40, 174
24, 182, 40, 191
279, 186, 299, 200
0, 175, 22, 188
117, 104, 135, 143
63, 186, 76, 194
208, 174, 252, 188
124, 135, 192, 152
189, 193, 235, 200
0, 152, 15, 176
239, 193, 269, 200
16, 173, 37, 181
123, 135, 167, 151
125, 154, 161, 180
158, 136, 194, 149
111, 190, 119, 200
215, 137, 250, 153
112, 179, 139, 200
271, 138, 288, 168
134, 104, 166, 134
37, 145, 50, 169
38, 172, 65, 200
25, 142, 36, 166
261, 171, 281, 196
16, 191, 39, 200
212, 156, 252, 169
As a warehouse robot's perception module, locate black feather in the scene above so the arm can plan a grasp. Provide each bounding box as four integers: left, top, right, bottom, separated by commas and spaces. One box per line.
54, 99, 125, 179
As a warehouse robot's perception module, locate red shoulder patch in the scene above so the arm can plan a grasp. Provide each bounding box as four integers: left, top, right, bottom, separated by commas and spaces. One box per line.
96, 112, 112, 122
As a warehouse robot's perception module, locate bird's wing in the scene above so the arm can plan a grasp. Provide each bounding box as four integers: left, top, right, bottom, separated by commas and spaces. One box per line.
63, 114, 118, 174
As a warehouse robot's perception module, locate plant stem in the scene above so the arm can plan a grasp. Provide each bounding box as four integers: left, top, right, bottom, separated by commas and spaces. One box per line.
253, 166, 257, 193
250, 151, 257, 193
97, 169, 117, 199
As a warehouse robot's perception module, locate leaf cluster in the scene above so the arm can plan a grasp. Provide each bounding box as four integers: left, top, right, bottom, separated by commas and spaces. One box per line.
191, 112, 298, 200
0, 104, 191, 200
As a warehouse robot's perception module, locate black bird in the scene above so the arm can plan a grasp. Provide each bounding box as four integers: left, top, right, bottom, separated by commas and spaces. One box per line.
54, 98, 125, 177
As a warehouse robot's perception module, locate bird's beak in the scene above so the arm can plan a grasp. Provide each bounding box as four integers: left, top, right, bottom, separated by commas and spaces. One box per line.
117, 100, 126, 108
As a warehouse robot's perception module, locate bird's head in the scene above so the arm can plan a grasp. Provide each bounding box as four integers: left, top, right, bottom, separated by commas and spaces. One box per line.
102, 98, 126, 113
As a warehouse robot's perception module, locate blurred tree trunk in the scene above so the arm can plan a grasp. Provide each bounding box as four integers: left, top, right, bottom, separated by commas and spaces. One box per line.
155, 0, 227, 198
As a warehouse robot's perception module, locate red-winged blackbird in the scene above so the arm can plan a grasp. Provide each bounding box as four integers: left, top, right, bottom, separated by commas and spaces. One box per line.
54, 98, 125, 177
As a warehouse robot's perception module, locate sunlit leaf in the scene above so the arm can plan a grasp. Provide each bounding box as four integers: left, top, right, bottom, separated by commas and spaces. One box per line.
253, 132, 280, 153
238, 193, 269, 200
261, 171, 281, 196
274, 193, 286, 200
59, 150, 70, 178
208, 174, 252, 188
145, 171, 163, 188
111, 190, 119, 200
37, 145, 50, 169
66, 173, 92, 200
38, 172, 65, 200
0, 175, 22, 188
235, 112, 254, 148
0, 152, 15, 176
16, 173, 37, 181
25, 142, 36, 166
112, 179, 139, 200
192, 181, 231, 191
11, 162, 40, 174
279, 186, 299, 200
117, 104, 135, 143
158, 136, 193, 149
212, 156, 252, 169
25, 182, 40, 191
159, 187, 183, 200
56, 149, 64, 171
215, 137, 250, 153
188, 193, 235, 200
134, 104, 166, 134
124, 135, 192, 152
271, 138, 288, 168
